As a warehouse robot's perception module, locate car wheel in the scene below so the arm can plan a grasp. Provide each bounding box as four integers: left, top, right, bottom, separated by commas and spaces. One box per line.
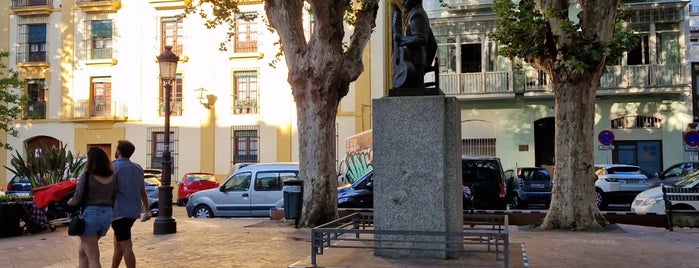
193, 205, 214, 218
512, 195, 527, 209
595, 189, 608, 210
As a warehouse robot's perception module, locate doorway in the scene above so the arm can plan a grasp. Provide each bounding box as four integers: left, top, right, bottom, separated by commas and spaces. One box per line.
534, 117, 555, 167
612, 140, 662, 176
89, 144, 112, 159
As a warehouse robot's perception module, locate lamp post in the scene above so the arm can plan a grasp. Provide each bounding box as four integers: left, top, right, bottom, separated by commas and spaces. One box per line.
154, 46, 178, 234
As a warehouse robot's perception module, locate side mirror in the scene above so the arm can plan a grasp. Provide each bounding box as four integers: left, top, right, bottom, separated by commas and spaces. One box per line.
654, 172, 660, 179
366, 181, 373, 190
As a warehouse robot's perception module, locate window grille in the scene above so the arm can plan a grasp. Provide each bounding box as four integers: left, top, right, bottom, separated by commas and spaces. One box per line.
147, 127, 179, 178
611, 116, 663, 129
462, 138, 496, 157
231, 125, 260, 164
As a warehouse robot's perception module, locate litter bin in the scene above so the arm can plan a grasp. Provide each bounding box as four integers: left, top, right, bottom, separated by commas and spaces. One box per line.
282, 179, 303, 225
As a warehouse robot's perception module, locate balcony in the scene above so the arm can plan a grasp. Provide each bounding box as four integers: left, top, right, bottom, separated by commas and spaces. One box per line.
233, 99, 258, 114
21, 101, 46, 120
15, 42, 48, 63
10, 0, 53, 16
158, 97, 183, 116
72, 100, 128, 120
75, 0, 121, 13
439, 63, 687, 99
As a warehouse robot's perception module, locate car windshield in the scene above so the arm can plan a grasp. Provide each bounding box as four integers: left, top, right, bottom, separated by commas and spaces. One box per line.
599, 166, 641, 175
12, 176, 30, 183
463, 160, 501, 183
185, 174, 216, 182
520, 168, 551, 181
673, 170, 699, 187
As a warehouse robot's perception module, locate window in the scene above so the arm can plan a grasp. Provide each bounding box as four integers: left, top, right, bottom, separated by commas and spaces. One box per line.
24, 80, 46, 119
254, 171, 297, 191
235, 12, 258, 53
160, 74, 183, 116
91, 77, 111, 116
223, 172, 252, 191
161, 17, 183, 56
147, 127, 179, 177
656, 31, 680, 64
627, 35, 650, 65
232, 126, 259, 164
85, 15, 114, 60
17, 17, 48, 63
462, 138, 496, 156
232, 71, 258, 114
611, 116, 662, 129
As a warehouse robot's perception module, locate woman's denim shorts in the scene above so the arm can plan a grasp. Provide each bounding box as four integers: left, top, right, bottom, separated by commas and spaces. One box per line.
82, 206, 112, 237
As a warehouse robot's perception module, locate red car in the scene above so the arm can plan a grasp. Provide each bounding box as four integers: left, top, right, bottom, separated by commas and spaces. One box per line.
177, 172, 218, 206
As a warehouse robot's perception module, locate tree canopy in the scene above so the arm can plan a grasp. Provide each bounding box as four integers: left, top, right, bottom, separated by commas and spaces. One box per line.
0, 51, 27, 151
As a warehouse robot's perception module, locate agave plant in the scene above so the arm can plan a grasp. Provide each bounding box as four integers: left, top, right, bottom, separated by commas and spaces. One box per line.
4, 144, 86, 188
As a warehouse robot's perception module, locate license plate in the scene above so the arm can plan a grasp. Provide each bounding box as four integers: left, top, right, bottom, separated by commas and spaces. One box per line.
530, 184, 545, 188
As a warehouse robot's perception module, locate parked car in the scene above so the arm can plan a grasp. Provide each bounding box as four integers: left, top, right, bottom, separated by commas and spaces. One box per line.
144, 181, 159, 216
462, 155, 507, 210
186, 163, 299, 218
336, 169, 477, 210
647, 162, 699, 188
594, 164, 649, 210
504, 167, 552, 208
177, 172, 219, 206
337, 170, 374, 208
6, 176, 32, 196
631, 170, 699, 214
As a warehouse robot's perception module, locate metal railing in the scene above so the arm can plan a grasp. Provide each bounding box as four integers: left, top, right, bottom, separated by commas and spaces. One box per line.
15, 42, 48, 63
72, 100, 127, 118
11, 0, 52, 7
311, 211, 509, 267
439, 63, 686, 95
21, 101, 46, 120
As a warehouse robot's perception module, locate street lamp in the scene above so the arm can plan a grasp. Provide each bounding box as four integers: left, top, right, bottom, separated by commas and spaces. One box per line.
154, 46, 178, 235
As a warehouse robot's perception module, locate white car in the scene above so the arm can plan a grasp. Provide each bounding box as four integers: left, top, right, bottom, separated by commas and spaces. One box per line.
594, 164, 649, 210
631, 170, 699, 214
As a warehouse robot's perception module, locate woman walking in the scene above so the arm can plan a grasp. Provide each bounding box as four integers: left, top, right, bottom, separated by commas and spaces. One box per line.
68, 147, 116, 268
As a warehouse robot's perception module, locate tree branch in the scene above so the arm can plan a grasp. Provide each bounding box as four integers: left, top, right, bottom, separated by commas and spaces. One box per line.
343, 0, 379, 82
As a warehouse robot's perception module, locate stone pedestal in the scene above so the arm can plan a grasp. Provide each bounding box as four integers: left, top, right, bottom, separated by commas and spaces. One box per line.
372, 95, 462, 259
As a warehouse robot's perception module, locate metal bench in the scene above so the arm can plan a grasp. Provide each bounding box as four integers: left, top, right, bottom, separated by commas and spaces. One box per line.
662, 185, 699, 231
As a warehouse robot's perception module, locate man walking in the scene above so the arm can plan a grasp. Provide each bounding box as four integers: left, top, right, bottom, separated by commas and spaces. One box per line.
111, 140, 150, 268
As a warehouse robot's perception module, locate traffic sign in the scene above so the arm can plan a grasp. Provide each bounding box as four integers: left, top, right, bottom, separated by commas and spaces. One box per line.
598, 130, 615, 146
598, 145, 615, 150
684, 131, 699, 147
685, 146, 699, 152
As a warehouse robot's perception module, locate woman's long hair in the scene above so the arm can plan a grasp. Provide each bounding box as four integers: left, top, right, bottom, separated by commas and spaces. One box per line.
84, 147, 114, 177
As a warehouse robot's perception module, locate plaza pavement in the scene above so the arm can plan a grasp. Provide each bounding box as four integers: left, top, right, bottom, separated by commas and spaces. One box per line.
1, 206, 699, 267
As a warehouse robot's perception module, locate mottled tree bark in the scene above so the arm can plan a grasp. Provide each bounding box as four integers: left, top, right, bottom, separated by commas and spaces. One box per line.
265, 0, 379, 227
531, 0, 619, 229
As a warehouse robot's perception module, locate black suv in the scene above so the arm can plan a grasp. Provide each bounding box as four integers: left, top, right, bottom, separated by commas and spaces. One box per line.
462, 155, 507, 210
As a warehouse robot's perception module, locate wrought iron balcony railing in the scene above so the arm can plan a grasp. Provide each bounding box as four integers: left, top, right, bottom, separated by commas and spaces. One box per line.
72, 100, 128, 118
21, 101, 46, 120
15, 42, 48, 63
11, 0, 52, 7
439, 63, 687, 96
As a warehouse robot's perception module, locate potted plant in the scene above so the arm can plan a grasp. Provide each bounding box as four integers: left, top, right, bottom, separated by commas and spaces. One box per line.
234, 99, 248, 114
248, 99, 258, 113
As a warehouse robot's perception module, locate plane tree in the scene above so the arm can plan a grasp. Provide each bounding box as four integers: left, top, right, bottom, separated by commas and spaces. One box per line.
184, 0, 379, 226
490, 0, 636, 230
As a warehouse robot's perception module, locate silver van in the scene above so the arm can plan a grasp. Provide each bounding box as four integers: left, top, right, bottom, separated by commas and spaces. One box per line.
185, 163, 299, 218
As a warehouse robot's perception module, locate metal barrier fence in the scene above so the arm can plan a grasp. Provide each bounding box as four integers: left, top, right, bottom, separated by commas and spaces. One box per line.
310, 211, 509, 267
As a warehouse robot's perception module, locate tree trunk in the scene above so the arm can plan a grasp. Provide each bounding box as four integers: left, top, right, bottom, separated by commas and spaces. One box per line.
295, 86, 341, 227
539, 69, 608, 230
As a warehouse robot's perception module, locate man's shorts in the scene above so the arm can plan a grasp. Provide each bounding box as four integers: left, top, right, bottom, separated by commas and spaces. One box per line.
111, 218, 137, 241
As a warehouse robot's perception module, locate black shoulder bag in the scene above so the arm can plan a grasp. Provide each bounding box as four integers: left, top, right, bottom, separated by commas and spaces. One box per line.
68, 172, 89, 236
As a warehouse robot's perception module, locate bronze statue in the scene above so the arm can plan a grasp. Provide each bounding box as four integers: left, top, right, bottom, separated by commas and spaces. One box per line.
391, 0, 438, 93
